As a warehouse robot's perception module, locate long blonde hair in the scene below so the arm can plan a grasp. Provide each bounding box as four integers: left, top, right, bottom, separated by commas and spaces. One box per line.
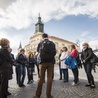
27, 51, 34, 58
83, 42, 90, 48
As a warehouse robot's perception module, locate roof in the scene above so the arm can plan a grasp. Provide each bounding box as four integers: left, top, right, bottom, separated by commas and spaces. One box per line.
18, 42, 22, 49
49, 35, 77, 45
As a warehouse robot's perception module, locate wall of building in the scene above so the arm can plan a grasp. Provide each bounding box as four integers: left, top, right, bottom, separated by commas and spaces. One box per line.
24, 32, 79, 63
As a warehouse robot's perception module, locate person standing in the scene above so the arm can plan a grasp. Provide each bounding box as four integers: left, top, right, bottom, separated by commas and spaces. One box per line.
60, 47, 69, 82
7, 48, 15, 96
15, 52, 21, 84
34, 33, 56, 98
81, 43, 95, 88
27, 52, 35, 84
0, 38, 13, 98
16, 49, 27, 87
58, 50, 63, 80
70, 45, 79, 85
34, 53, 40, 77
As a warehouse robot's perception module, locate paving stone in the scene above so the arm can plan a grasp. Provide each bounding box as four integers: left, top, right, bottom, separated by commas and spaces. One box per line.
8, 67, 98, 98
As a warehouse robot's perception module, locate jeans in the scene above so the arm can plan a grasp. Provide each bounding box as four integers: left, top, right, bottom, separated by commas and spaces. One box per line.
62, 69, 69, 81
27, 67, 34, 82
59, 63, 62, 79
84, 63, 95, 85
72, 68, 79, 84
15, 66, 19, 84
35, 63, 54, 98
18, 65, 26, 86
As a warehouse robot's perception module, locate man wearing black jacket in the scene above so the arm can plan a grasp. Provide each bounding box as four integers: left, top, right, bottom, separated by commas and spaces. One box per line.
34, 33, 56, 98
0, 38, 13, 98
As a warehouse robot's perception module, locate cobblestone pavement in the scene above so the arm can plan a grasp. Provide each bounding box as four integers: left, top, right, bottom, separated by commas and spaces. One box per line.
8, 66, 98, 98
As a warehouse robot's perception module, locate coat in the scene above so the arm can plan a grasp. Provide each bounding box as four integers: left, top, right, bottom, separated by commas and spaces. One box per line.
0, 47, 13, 70
81, 48, 93, 64
60, 51, 69, 69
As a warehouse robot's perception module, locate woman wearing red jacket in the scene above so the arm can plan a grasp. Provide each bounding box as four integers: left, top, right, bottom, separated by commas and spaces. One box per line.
70, 44, 79, 85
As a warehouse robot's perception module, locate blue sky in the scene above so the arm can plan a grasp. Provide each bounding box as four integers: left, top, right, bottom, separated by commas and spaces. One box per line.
0, 0, 98, 54
45, 15, 98, 41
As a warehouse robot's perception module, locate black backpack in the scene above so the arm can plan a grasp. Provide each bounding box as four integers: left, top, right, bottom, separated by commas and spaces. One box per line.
0, 49, 3, 66
0, 56, 3, 66
40, 40, 56, 61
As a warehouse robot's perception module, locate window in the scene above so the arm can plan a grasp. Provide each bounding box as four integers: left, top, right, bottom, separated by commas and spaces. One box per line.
55, 42, 58, 47
62, 44, 65, 46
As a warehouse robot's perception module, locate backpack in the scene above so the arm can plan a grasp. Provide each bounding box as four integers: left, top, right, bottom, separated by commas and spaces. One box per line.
0, 56, 3, 66
0, 49, 3, 66
40, 40, 56, 61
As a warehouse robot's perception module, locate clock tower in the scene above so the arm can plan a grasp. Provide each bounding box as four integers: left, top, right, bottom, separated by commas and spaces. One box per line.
35, 14, 44, 33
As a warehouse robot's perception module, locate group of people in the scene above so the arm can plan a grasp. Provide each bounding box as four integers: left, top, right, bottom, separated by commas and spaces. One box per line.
15, 49, 38, 87
0, 33, 97, 98
0, 38, 40, 98
59, 43, 96, 88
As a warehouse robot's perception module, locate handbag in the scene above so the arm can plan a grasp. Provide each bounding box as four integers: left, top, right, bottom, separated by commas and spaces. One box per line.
65, 56, 77, 69
90, 53, 98, 63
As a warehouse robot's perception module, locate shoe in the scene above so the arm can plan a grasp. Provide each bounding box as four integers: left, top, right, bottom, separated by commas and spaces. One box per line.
47, 95, 53, 98
22, 84, 25, 87
85, 83, 91, 87
27, 81, 31, 84
90, 85, 96, 89
71, 82, 76, 86
33, 96, 40, 98
64, 80, 68, 83
6, 91, 11, 96
59, 78, 62, 80
19, 84, 25, 87
31, 80, 34, 83
27, 80, 34, 84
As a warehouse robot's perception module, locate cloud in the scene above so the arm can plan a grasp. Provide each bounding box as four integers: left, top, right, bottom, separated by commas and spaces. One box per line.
81, 31, 89, 37
78, 31, 98, 50
0, 0, 16, 10
0, 0, 98, 30
0, 30, 32, 55
79, 40, 98, 51
0, 31, 21, 55
89, 40, 98, 49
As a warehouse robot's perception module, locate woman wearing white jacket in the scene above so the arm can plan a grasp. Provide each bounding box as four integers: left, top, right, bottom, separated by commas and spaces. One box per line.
60, 47, 69, 82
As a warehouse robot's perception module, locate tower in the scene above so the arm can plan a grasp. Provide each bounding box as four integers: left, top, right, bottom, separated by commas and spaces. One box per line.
35, 13, 44, 33
18, 42, 22, 52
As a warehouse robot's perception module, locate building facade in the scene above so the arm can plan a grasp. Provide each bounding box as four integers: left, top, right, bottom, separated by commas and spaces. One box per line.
24, 15, 79, 62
